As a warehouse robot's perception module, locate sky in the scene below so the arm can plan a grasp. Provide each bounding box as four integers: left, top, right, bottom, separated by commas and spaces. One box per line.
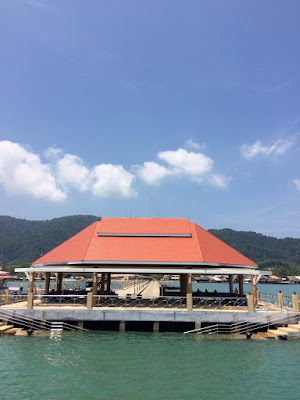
0, 0, 299, 238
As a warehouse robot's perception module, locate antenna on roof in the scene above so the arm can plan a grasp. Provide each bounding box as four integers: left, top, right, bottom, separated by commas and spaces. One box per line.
157, 211, 159, 218
130, 209, 132, 218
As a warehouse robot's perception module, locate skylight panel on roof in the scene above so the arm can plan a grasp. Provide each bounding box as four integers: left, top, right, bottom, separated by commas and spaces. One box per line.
97, 233, 192, 238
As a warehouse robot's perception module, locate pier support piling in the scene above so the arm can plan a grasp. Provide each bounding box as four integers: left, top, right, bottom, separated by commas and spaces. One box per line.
119, 321, 126, 332
153, 322, 159, 333
195, 322, 201, 330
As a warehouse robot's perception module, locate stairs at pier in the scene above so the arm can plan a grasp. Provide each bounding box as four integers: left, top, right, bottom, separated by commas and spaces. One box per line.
0, 322, 27, 336
252, 322, 300, 339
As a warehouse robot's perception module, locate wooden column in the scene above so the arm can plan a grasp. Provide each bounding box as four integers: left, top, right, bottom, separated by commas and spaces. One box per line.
180, 274, 188, 296
238, 275, 244, 296
251, 275, 258, 307
55, 272, 63, 294
106, 273, 111, 294
28, 272, 35, 293
45, 272, 50, 293
92, 272, 98, 296
100, 273, 105, 295
187, 273, 193, 311
229, 275, 234, 294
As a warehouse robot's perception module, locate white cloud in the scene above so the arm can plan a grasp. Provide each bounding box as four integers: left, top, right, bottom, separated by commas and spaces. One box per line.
185, 139, 203, 150
158, 148, 213, 176
241, 139, 293, 160
205, 173, 231, 188
293, 179, 300, 191
134, 162, 173, 185
91, 164, 137, 198
137, 147, 230, 189
0, 141, 66, 202
56, 154, 91, 192
44, 146, 63, 159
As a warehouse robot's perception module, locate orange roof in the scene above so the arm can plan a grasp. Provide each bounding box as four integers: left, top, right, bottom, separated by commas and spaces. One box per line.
33, 218, 257, 267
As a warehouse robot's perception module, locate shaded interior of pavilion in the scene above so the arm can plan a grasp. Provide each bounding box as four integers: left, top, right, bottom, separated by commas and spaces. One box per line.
15, 263, 267, 311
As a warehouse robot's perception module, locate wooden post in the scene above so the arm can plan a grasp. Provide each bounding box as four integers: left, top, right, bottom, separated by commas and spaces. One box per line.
278, 291, 283, 310
187, 273, 193, 311
5, 289, 10, 305
87, 292, 93, 309
238, 275, 244, 296
229, 275, 234, 294
28, 272, 35, 293
45, 272, 50, 293
27, 292, 34, 309
247, 294, 254, 312
292, 293, 299, 312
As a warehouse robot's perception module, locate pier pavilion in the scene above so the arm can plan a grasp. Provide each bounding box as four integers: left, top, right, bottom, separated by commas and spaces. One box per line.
16, 218, 269, 306
4, 218, 300, 333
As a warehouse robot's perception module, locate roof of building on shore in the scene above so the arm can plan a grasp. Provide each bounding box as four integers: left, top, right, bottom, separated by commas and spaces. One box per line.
32, 217, 257, 268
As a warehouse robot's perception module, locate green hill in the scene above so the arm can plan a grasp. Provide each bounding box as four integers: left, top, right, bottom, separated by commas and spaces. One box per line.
0, 215, 299, 276
0, 215, 100, 266
208, 228, 300, 276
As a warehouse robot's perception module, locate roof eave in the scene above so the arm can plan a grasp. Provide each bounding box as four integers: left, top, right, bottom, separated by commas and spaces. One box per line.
31, 260, 258, 268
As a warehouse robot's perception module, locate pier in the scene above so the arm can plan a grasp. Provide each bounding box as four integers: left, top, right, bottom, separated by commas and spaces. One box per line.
2, 217, 298, 334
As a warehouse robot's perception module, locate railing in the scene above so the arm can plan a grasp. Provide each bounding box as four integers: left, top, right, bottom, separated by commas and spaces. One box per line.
34, 294, 88, 307
193, 296, 247, 310
184, 312, 300, 335
0, 293, 28, 306
93, 295, 187, 309
0, 308, 88, 331
258, 292, 294, 310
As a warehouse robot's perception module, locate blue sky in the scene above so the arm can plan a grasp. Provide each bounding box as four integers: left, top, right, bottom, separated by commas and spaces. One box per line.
0, 0, 299, 238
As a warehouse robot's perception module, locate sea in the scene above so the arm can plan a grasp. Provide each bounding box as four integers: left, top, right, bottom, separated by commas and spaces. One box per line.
1, 282, 299, 400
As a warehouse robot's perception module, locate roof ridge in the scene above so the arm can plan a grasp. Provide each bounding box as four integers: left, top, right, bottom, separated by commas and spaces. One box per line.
191, 222, 204, 262
82, 221, 99, 261
101, 217, 189, 220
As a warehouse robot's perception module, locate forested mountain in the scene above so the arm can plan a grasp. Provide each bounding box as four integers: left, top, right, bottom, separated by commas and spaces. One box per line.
0, 215, 299, 276
0, 215, 100, 265
208, 228, 300, 276
208, 228, 300, 265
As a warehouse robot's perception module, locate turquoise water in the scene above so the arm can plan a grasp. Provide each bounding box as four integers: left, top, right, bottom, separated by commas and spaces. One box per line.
0, 331, 299, 400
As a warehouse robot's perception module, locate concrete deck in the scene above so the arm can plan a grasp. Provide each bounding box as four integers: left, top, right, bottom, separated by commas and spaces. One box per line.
1, 305, 294, 326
